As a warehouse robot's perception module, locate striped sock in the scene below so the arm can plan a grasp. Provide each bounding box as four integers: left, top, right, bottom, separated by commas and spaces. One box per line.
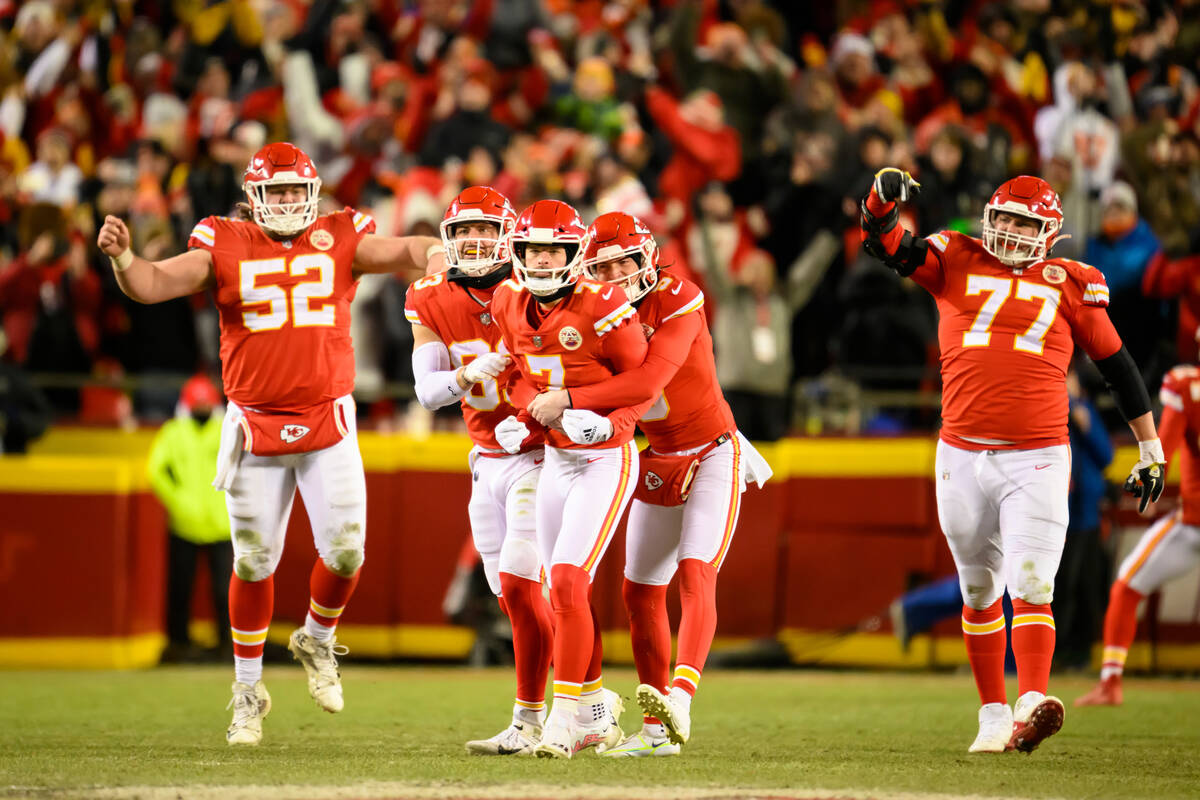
514, 698, 545, 726
305, 560, 360, 642
1011, 599, 1056, 697
551, 680, 582, 722
962, 600, 1007, 706
229, 574, 274, 686
1100, 580, 1143, 680
671, 663, 702, 698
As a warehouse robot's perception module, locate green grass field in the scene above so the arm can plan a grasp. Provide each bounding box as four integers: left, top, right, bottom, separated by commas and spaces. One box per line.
3, 666, 1199, 799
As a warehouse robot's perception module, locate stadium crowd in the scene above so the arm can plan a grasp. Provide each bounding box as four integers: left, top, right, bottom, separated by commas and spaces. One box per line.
0, 0, 1198, 439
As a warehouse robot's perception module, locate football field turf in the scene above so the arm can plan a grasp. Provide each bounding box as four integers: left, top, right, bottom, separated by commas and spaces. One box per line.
3, 666, 1198, 799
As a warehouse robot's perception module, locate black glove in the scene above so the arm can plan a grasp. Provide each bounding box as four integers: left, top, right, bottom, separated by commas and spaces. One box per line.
872, 167, 921, 203
1123, 462, 1166, 513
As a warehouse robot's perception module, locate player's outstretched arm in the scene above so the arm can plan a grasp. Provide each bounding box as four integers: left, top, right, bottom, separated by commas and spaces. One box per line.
98, 215, 214, 303
353, 234, 445, 279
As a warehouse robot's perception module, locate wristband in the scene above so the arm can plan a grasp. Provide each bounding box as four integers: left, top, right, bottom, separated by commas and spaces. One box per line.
1138, 438, 1165, 464
425, 243, 446, 263
110, 249, 133, 271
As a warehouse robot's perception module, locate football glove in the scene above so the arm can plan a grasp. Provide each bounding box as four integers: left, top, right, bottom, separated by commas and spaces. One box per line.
494, 415, 530, 454
461, 352, 508, 384
1123, 438, 1166, 513
561, 409, 613, 446
873, 167, 921, 203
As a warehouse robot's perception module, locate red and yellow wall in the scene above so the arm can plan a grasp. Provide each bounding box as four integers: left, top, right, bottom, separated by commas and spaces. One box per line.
2, 428, 1197, 669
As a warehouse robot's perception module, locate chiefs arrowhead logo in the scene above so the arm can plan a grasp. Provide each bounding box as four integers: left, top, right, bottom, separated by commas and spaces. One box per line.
280, 424, 311, 443
644, 471, 663, 491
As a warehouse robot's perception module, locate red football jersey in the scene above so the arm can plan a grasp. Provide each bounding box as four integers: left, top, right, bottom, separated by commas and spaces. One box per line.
404, 271, 525, 451
1157, 365, 1200, 524
570, 274, 734, 452
490, 277, 647, 449
914, 231, 1123, 450
187, 209, 374, 412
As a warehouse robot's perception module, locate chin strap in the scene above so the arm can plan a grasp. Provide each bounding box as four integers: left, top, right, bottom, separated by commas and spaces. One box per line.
447, 264, 512, 290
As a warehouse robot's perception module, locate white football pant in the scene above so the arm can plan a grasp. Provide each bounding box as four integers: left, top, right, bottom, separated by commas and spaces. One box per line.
1118, 510, 1200, 595
536, 441, 638, 581
467, 446, 544, 594
625, 435, 745, 585
935, 440, 1069, 609
223, 412, 366, 582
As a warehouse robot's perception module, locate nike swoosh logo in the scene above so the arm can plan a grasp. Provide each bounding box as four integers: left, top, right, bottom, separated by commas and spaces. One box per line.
602, 288, 614, 300
533, 458, 544, 465
671, 283, 683, 295
586, 457, 602, 464
1034, 464, 1051, 470
496, 744, 523, 755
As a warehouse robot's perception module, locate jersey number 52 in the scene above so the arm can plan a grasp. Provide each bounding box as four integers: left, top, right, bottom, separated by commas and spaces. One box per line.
240, 254, 336, 331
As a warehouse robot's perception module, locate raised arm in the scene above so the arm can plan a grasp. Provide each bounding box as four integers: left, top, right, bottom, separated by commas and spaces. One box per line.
353, 234, 446, 280
860, 168, 942, 290
98, 215, 214, 304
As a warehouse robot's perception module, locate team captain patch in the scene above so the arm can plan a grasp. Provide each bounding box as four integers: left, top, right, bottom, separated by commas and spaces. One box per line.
559, 326, 582, 350
1042, 264, 1066, 284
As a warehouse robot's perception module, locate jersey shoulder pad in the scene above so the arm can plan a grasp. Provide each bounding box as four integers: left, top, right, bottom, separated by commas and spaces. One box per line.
345, 207, 376, 236
924, 230, 958, 254
187, 216, 224, 251
1049, 258, 1110, 307
1161, 365, 1200, 410
651, 274, 705, 322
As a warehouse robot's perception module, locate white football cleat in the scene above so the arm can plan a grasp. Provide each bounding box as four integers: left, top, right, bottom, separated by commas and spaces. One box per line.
1009, 693, 1064, 753
288, 628, 348, 713
636, 684, 691, 745
599, 730, 681, 758
465, 720, 542, 756
968, 702, 1014, 753
577, 688, 624, 754
226, 680, 271, 746
534, 716, 578, 759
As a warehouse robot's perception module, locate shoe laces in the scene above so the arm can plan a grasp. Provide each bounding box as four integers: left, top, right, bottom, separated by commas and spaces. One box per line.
227, 688, 260, 725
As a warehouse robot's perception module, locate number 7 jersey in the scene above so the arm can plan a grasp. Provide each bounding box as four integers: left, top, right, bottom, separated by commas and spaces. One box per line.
187, 209, 374, 412
914, 231, 1123, 450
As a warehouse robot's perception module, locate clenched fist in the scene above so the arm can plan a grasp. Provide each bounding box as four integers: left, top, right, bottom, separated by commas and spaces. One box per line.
872, 167, 921, 204
96, 215, 131, 258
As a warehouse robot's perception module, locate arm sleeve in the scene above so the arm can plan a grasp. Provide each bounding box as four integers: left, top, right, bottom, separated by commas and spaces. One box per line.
1093, 345, 1152, 423
860, 188, 943, 289
600, 313, 649, 372
605, 395, 659, 434
411, 340, 468, 410
569, 312, 700, 409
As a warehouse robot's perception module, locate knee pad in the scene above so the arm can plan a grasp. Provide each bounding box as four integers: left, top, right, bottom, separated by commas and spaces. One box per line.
323, 522, 365, 577
548, 564, 589, 613
1008, 554, 1057, 605
958, 567, 1004, 610
498, 536, 541, 583
232, 528, 276, 582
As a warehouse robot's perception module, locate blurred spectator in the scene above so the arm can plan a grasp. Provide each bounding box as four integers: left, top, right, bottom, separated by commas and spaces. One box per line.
1085, 181, 1169, 375
420, 61, 511, 168
552, 57, 625, 142
1042, 154, 1099, 260
1123, 113, 1200, 257
0, 330, 51, 453
645, 87, 741, 223
18, 129, 82, 209
704, 248, 795, 441
912, 126, 990, 233
1053, 366, 1114, 671
147, 374, 232, 664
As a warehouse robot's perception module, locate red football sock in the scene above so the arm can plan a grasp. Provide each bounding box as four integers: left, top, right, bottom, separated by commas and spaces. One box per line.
229, 574, 274, 660
500, 571, 554, 708
548, 564, 594, 707
306, 559, 360, 632
1011, 599, 1056, 697
584, 601, 604, 685
623, 578, 670, 693
962, 600, 1007, 706
673, 558, 718, 697
1101, 580, 1143, 678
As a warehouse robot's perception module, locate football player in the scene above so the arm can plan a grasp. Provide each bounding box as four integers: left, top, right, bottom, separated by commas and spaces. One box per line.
525, 212, 771, 756
860, 169, 1165, 754
97, 142, 446, 746
405, 186, 555, 755
1076, 363, 1200, 708
488, 199, 647, 758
